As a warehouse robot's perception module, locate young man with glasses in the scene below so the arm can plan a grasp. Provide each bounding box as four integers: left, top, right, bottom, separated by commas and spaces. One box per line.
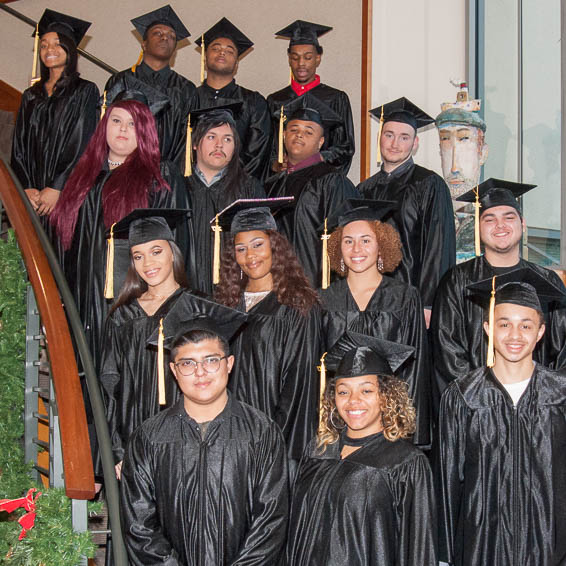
120, 316, 289, 565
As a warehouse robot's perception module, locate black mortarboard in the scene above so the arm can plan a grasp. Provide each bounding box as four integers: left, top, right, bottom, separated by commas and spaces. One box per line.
467, 267, 566, 367
325, 332, 415, 379
147, 299, 248, 350
108, 208, 189, 246
275, 20, 332, 50
195, 17, 253, 57
370, 97, 434, 131
103, 82, 170, 116
131, 5, 190, 41
189, 100, 243, 125
212, 198, 295, 232
279, 92, 342, 129
323, 199, 397, 233
467, 267, 566, 312
36, 9, 91, 46
456, 178, 536, 213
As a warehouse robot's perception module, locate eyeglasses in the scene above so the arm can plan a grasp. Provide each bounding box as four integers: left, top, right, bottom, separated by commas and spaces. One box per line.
173, 356, 227, 376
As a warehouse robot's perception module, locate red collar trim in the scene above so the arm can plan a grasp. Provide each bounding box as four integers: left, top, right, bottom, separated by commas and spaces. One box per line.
291, 74, 321, 96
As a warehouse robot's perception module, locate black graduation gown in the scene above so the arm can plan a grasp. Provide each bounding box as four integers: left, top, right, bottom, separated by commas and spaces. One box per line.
104, 63, 196, 169
265, 162, 358, 287
228, 292, 322, 461
287, 434, 437, 565
120, 395, 289, 566
357, 158, 456, 308
10, 76, 99, 259
100, 288, 222, 464
65, 161, 182, 370
266, 83, 355, 174
430, 255, 566, 397
183, 172, 265, 294
193, 80, 272, 181
320, 277, 431, 447
436, 364, 566, 566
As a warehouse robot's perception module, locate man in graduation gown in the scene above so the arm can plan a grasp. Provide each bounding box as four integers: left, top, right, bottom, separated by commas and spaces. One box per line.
357, 98, 456, 325
266, 20, 355, 174
183, 105, 265, 294
104, 5, 196, 170
430, 179, 566, 399
436, 270, 566, 566
193, 18, 272, 181
120, 317, 289, 565
265, 96, 358, 287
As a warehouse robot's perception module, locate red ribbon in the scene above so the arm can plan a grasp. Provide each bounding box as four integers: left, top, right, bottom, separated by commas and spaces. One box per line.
0, 488, 42, 540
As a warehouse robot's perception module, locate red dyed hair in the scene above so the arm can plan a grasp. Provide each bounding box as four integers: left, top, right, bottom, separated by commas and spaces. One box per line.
50, 100, 169, 249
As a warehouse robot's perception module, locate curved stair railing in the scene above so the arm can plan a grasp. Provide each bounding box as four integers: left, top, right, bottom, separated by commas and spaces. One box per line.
0, 159, 127, 565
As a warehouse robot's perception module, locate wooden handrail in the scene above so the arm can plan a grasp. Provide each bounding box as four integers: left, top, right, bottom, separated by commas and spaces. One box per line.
0, 160, 94, 500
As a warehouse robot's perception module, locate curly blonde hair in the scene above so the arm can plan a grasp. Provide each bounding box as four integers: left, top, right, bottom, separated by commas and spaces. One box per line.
327, 220, 403, 275
316, 374, 416, 452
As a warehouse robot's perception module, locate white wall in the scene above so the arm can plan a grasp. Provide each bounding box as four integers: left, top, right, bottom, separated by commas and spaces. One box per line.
1, 0, 362, 180
370, 0, 467, 177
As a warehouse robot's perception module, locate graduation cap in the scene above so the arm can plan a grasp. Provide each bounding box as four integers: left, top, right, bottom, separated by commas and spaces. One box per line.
273, 93, 342, 165
131, 5, 190, 41
103, 209, 189, 300
208, 198, 294, 285
100, 82, 170, 120
457, 178, 537, 257
370, 97, 434, 165
184, 100, 243, 176
275, 20, 332, 52
466, 267, 566, 367
31, 10, 91, 85
317, 199, 397, 290
147, 300, 247, 404
317, 331, 414, 426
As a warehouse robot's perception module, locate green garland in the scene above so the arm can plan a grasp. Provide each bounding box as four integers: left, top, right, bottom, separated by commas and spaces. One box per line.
0, 230, 98, 565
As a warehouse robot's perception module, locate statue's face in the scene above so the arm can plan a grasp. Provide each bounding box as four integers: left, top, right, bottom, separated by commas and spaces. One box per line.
438, 124, 488, 198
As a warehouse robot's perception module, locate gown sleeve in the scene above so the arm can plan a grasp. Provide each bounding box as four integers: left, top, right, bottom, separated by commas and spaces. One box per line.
10, 89, 33, 188
320, 90, 355, 174
98, 316, 124, 463
241, 92, 272, 181
273, 306, 322, 461
120, 428, 181, 566
430, 270, 471, 397
50, 82, 99, 190
417, 175, 456, 308
395, 454, 438, 566
540, 270, 566, 370
230, 422, 289, 565
435, 383, 468, 565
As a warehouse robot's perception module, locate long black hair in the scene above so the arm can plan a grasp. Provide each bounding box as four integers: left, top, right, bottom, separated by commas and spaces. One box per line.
191, 109, 248, 201
109, 240, 190, 315
34, 31, 79, 93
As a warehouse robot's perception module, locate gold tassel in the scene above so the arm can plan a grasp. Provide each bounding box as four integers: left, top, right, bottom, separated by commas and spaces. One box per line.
131, 49, 143, 73
157, 318, 166, 405
289, 66, 293, 85
278, 106, 286, 164
212, 214, 222, 285
376, 105, 384, 165
30, 24, 40, 86
184, 114, 192, 176
200, 34, 206, 83
486, 275, 496, 368
100, 90, 107, 121
317, 352, 327, 429
321, 218, 330, 289
103, 223, 116, 299
474, 185, 481, 256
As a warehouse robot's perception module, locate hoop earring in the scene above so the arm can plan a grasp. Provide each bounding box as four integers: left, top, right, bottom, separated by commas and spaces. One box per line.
340, 258, 345, 273
330, 407, 346, 430
377, 255, 384, 272
240, 269, 243, 280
